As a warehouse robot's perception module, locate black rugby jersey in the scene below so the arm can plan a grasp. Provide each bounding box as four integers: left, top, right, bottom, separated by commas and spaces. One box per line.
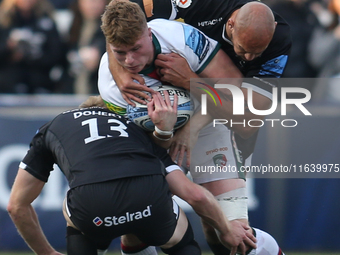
130, 0, 291, 165
133, 0, 292, 94
20, 107, 175, 189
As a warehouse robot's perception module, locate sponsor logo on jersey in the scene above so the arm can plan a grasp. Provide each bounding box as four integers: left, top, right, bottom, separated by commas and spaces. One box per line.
93, 216, 103, 226
182, 24, 210, 64
176, 0, 192, 8
213, 154, 227, 167
103, 205, 152, 227
198, 17, 223, 27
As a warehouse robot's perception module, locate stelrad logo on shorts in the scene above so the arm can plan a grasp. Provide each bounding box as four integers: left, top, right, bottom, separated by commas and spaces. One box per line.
93, 205, 152, 227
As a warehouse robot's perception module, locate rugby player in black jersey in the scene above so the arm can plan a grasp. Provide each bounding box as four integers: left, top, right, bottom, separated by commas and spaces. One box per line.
7, 92, 256, 255
103, 0, 290, 255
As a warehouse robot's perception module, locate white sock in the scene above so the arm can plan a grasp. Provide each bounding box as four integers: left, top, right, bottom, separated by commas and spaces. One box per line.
248, 228, 285, 255
121, 246, 158, 255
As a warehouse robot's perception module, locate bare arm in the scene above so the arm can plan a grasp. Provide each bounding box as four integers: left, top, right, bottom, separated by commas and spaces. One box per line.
155, 50, 272, 138
148, 90, 211, 164
199, 50, 272, 138
107, 42, 154, 106
7, 168, 64, 255
155, 50, 242, 90
166, 170, 257, 255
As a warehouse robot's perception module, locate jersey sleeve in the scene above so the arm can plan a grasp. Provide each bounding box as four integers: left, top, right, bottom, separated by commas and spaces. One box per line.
151, 141, 182, 174
149, 19, 221, 74
180, 22, 221, 74
19, 122, 55, 182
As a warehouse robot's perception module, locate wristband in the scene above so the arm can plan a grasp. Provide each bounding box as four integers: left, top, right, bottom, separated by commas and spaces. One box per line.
154, 126, 173, 136
153, 131, 173, 141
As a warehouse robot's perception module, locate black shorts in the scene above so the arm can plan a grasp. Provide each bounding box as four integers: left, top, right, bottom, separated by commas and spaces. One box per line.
65, 175, 179, 250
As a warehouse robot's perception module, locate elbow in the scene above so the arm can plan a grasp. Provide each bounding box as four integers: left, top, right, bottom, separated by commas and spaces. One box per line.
7, 201, 16, 218
7, 199, 21, 219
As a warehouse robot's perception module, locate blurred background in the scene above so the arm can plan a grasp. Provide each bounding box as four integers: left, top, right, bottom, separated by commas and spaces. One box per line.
0, 0, 340, 253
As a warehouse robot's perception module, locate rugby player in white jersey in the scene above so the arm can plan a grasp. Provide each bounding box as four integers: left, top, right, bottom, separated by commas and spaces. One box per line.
99, 0, 285, 254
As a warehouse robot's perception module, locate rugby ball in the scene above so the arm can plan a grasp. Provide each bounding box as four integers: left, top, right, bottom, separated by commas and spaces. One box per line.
126, 84, 194, 131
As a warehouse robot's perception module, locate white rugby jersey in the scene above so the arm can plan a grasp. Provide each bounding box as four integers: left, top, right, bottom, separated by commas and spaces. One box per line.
98, 18, 220, 114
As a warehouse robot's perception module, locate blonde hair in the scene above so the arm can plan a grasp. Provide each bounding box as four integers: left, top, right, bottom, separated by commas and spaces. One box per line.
0, 0, 55, 28
79, 96, 107, 108
101, 0, 148, 47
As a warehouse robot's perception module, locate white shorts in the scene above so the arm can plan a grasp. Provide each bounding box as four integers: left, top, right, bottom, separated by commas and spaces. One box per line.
188, 123, 252, 184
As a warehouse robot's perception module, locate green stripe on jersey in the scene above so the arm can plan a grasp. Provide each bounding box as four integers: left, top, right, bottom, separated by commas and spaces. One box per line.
103, 100, 126, 115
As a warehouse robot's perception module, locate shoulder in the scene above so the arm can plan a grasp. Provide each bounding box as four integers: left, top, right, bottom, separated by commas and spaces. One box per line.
148, 18, 184, 32
149, 19, 187, 49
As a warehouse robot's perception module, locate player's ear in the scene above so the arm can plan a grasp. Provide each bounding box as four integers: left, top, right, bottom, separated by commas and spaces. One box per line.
227, 18, 234, 31
148, 27, 152, 39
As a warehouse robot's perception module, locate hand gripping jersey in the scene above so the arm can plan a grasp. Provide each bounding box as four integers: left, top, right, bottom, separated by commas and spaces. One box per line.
98, 18, 220, 114
131, 0, 292, 98
19, 107, 177, 189
99, 18, 254, 183
120, 0, 291, 184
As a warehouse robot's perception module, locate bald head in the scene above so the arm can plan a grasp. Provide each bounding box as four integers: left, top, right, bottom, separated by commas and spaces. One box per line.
229, 2, 276, 61
236, 2, 275, 34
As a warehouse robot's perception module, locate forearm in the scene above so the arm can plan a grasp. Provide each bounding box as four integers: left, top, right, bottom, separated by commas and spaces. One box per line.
9, 204, 56, 254
189, 186, 230, 236
189, 110, 213, 133
190, 84, 249, 136
107, 42, 125, 81
166, 68, 260, 138
194, 49, 266, 138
